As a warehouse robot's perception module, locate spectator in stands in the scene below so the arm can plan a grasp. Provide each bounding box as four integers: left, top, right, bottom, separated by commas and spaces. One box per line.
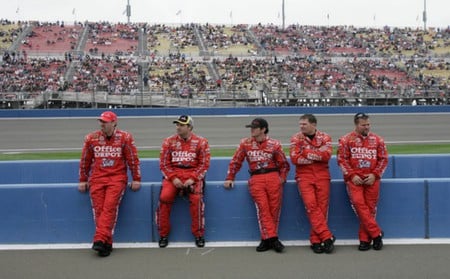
78, 111, 141, 257
337, 113, 388, 251
156, 115, 210, 248
224, 118, 290, 253
289, 114, 335, 254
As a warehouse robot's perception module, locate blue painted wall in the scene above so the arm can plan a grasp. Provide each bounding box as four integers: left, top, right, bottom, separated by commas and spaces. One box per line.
1, 105, 450, 118
0, 155, 449, 244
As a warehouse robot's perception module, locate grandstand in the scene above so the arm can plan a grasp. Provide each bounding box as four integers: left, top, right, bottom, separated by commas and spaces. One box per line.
0, 19, 449, 109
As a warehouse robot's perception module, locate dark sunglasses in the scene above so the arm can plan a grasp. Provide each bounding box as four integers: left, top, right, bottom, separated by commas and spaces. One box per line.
354, 112, 368, 119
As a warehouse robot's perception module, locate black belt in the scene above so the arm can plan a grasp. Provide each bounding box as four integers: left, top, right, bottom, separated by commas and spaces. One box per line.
177, 165, 193, 169
249, 168, 279, 176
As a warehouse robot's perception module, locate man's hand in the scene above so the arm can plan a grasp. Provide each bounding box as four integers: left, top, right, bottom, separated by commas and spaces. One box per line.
78, 182, 89, 193
351, 175, 365, 186
223, 180, 234, 189
172, 178, 184, 189
129, 181, 141, 192
183, 178, 195, 188
363, 174, 376, 186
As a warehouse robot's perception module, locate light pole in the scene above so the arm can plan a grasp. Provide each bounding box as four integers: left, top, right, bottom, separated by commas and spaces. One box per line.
126, 0, 131, 24
423, 0, 427, 31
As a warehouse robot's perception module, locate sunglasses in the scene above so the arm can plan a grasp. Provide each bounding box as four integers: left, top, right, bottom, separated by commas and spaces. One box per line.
354, 112, 368, 119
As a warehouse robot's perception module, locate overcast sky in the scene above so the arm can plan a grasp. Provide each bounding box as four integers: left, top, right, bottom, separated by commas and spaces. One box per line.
1, 0, 449, 28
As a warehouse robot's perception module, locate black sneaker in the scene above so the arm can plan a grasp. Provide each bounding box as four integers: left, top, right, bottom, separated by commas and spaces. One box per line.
159, 237, 169, 248
256, 239, 271, 252
92, 241, 104, 252
271, 238, 285, 253
310, 243, 324, 254
98, 245, 111, 257
358, 241, 371, 251
195, 236, 205, 248
92, 241, 111, 257
104, 243, 113, 252
372, 231, 384, 251
323, 236, 336, 254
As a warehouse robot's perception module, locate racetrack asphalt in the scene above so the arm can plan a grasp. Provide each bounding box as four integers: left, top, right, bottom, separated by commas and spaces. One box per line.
1, 113, 450, 152
1, 243, 450, 279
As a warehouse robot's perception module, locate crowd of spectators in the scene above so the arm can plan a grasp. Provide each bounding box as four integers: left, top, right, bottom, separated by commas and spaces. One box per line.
0, 55, 67, 94
69, 55, 140, 94
213, 55, 286, 94
19, 21, 82, 53
147, 52, 216, 97
198, 24, 251, 52
0, 20, 22, 51
0, 20, 449, 103
146, 24, 200, 56
251, 24, 450, 58
85, 22, 142, 56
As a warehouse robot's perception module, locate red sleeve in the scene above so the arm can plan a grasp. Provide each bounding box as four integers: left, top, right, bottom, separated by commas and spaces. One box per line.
289, 133, 312, 165
337, 134, 357, 181
190, 137, 210, 182
373, 136, 389, 179
159, 137, 177, 181
274, 141, 290, 181
301, 133, 332, 163
123, 132, 141, 181
79, 134, 93, 182
225, 139, 247, 181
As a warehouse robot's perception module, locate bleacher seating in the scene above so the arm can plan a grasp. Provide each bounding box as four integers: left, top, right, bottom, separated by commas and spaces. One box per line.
84, 22, 141, 55
19, 22, 82, 53
0, 20, 448, 106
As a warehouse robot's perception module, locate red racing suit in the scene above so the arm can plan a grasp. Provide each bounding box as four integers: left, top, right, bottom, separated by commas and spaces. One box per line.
156, 132, 210, 238
289, 130, 333, 244
337, 131, 388, 242
79, 129, 141, 245
226, 136, 290, 240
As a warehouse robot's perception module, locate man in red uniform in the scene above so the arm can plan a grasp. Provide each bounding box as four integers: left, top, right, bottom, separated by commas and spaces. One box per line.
224, 118, 290, 253
78, 111, 141, 257
156, 115, 210, 248
337, 112, 388, 251
290, 114, 335, 254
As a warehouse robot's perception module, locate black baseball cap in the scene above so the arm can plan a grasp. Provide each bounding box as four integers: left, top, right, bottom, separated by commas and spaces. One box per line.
173, 115, 193, 126
245, 118, 269, 133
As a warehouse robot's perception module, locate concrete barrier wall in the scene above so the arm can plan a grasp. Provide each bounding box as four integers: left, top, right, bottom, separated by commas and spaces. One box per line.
3, 154, 426, 184
0, 155, 449, 244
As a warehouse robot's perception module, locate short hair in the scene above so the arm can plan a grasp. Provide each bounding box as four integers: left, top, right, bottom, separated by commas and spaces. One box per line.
300, 114, 317, 124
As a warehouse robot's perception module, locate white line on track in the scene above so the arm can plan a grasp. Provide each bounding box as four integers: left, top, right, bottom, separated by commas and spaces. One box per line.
1, 239, 450, 250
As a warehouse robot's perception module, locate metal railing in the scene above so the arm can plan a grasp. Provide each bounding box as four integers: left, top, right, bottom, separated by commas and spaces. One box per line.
1, 88, 448, 109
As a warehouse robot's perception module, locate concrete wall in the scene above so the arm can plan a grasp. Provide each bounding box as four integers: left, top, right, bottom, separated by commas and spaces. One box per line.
0, 154, 449, 244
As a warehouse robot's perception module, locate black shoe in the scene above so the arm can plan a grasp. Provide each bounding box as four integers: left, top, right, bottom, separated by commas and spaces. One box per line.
92, 241, 104, 252
271, 238, 285, 253
104, 243, 113, 252
358, 241, 371, 251
256, 239, 272, 252
372, 231, 384, 251
92, 241, 111, 257
98, 246, 111, 257
159, 237, 169, 248
311, 243, 324, 254
323, 236, 336, 254
195, 236, 205, 248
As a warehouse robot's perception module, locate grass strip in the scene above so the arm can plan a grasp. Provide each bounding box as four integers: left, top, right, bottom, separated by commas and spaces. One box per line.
1, 144, 449, 161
